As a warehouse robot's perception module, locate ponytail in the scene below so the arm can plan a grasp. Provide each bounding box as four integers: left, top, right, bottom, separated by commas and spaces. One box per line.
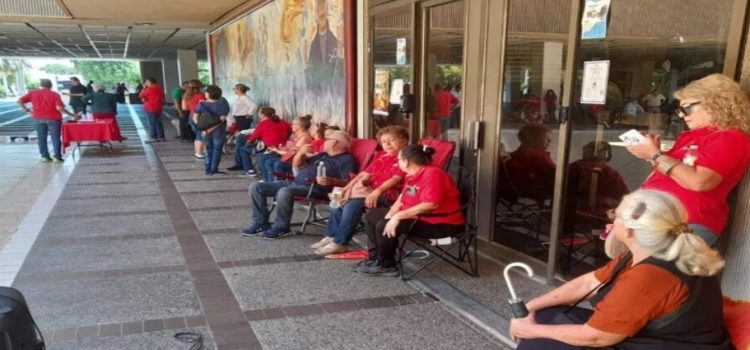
653, 227, 725, 277
401, 144, 435, 166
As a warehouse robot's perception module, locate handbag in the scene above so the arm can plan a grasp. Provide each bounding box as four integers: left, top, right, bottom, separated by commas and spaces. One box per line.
195, 103, 222, 131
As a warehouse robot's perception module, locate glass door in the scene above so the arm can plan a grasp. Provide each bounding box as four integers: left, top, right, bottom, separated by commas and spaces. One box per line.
560, 0, 740, 277
492, 0, 571, 262
370, 8, 414, 137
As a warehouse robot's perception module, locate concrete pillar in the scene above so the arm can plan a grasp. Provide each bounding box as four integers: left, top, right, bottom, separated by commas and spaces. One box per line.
162, 59, 180, 103
722, 41, 750, 348
177, 49, 199, 85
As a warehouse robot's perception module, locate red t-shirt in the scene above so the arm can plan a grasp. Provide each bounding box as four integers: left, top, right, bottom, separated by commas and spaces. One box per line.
642, 127, 750, 234
364, 152, 407, 201
189, 94, 205, 114
399, 166, 464, 225
434, 90, 458, 117
248, 119, 292, 148
19, 89, 64, 120
311, 139, 325, 153
138, 85, 165, 113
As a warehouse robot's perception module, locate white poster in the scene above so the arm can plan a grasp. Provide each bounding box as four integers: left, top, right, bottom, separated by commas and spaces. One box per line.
581, 0, 611, 40
396, 38, 407, 65
581, 60, 610, 105
390, 79, 404, 104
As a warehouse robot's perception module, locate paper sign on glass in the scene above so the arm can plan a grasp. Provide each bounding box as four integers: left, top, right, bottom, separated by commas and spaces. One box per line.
396, 38, 407, 65
581, 0, 611, 40
581, 60, 610, 105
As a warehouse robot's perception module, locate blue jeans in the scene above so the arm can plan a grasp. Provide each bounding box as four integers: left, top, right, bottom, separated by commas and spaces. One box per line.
325, 198, 367, 245
35, 119, 62, 158
203, 130, 225, 174
273, 160, 293, 177
233, 134, 248, 166
257, 153, 281, 182
239, 145, 257, 172
249, 181, 328, 230
689, 224, 717, 246
146, 111, 164, 139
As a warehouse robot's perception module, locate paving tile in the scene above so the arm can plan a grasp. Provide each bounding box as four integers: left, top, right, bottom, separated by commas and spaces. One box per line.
52, 195, 165, 216
98, 323, 122, 337
13, 272, 202, 330
173, 179, 251, 193
75, 325, 99, 339
251, 303, 504, 350
60, 182, 160, 198
38, 213, 174, 239
180, 191, 250, 210
15, 237, 184, 276
48, 327, 216, 350
223, 259, 415, 310
205, 231, 325, 262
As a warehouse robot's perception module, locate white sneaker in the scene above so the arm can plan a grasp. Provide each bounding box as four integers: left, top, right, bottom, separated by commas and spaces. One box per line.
195, 153, 205, 159
315, 242, 347, 256
310, 236, 334, 249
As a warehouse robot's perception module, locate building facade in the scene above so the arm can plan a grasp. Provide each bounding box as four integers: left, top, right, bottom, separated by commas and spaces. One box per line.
209, 0, 750, 344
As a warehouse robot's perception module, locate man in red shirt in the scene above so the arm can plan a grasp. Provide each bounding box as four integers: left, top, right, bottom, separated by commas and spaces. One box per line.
433, 84, 459, 135
138, 77, 166, 142
18, 79, 75, 162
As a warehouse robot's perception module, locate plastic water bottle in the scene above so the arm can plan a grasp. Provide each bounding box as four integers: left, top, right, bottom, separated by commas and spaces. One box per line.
683, 145, 698, 166
316, 161, 327, 178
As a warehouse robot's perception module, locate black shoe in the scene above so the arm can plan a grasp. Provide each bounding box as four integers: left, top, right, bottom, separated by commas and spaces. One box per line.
227, 165, 242, 171
351, 259, 377, 272
357, 265, 400, 277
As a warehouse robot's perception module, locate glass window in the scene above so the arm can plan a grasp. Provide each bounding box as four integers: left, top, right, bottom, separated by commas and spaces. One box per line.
562, 0, 735, 276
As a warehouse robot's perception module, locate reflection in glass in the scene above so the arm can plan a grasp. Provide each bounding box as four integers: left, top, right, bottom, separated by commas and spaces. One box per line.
423, 1, 464, 142
371, 11, 413, 136
494, 0, 570, 261
562, 0, 734, 275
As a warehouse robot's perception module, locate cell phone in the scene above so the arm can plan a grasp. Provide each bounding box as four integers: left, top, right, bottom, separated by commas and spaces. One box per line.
618, 129, 646, 145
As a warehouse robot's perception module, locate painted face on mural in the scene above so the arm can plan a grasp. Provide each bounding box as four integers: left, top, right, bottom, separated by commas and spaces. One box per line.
317, 0, 329, 33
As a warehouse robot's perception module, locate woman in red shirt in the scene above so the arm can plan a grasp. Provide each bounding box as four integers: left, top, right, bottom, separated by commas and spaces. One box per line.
182, 79, 205, 159
311, 125, 409, 256
265, 115, 314, 179
238, 107, 291, 177
355, 144, 464, 277
510, 190, 730, 350
625, 74, 750, 245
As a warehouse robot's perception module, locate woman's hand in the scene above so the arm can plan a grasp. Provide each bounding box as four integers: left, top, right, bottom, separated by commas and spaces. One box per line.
383, 215, 401, 238
509, 312, 537, 341
625, 133, 661, 160
365, 189, 381, 209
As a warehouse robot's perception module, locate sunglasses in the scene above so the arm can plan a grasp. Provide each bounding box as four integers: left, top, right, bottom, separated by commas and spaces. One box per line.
600, 202, 647, 240
675, 101, 701, 117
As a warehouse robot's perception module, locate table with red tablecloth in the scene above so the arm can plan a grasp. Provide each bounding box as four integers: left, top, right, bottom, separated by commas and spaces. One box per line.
62, 119, 123, 154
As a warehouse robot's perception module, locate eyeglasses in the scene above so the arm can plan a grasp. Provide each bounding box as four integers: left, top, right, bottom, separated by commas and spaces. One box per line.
675, 101, 701, 117
601, 202, 646, 239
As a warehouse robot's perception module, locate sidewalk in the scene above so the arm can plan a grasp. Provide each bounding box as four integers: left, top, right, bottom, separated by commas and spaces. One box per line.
4, 105, 509, 350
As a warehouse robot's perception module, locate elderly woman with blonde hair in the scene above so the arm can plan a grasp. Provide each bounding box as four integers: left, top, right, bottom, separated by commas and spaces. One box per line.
510, 189, 732, 350
626, 73, 750, 245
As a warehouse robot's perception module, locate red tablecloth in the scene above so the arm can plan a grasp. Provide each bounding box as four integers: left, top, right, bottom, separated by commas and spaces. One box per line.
62, 119, 122, 151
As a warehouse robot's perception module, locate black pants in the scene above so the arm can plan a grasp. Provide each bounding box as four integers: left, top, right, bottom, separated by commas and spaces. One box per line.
178, 110, 194, 141
365, 208, 463, 267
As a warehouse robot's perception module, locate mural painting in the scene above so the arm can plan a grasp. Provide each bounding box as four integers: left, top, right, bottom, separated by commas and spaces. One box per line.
210, 0, 345, 126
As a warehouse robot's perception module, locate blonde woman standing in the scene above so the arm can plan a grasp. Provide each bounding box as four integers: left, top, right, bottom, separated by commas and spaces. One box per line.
510, 190, 731, 350
626, 74, 750, 245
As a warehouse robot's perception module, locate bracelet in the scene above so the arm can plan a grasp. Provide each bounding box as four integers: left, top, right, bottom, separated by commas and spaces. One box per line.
656, 155, 680, 175
650, 151, 664, 164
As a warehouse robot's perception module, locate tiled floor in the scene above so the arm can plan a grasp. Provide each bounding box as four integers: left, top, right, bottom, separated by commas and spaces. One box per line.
0, 104, 515, 349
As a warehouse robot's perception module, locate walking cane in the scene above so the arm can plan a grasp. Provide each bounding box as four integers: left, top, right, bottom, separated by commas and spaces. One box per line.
503, 262, 534, 318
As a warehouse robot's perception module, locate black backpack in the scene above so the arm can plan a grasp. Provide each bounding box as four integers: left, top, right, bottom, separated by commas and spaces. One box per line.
0, 287, 45, 350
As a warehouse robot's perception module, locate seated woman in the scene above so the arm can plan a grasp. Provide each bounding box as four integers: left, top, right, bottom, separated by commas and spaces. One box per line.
237, 107, 291, 177
311, 125, 409, 256
262, 115, 313, 181
291, 122, 337, 175
510, 189, 732, 350
354, 145, 464, 277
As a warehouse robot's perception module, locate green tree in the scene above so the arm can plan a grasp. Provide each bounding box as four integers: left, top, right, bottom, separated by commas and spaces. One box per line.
40, 63, 76, 76
198, 61, 210, 85
72, 60, 140, 89
436, 65, 463, 87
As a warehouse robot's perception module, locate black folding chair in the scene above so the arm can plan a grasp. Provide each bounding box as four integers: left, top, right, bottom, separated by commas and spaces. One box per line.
396, 170, 479, 281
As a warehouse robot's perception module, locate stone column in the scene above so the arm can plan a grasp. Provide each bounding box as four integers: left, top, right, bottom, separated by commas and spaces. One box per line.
177, 49, 199, 85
